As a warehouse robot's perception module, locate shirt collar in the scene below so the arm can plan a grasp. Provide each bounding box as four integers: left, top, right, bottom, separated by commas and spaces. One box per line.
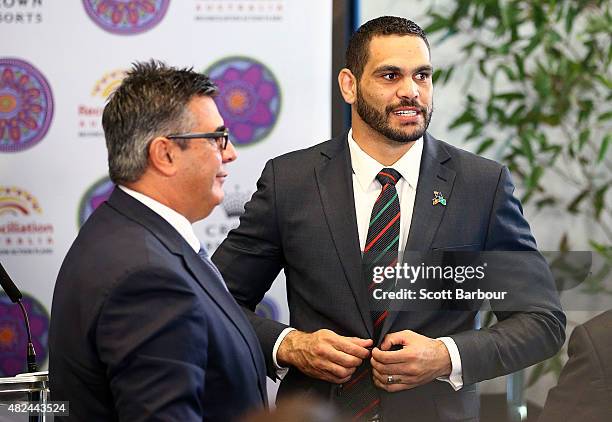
348, 128, 423, 191
118, 185, 201, 253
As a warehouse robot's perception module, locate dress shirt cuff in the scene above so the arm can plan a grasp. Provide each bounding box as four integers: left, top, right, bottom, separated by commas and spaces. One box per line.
272, 327, 296, 378
436, 337, 463, 391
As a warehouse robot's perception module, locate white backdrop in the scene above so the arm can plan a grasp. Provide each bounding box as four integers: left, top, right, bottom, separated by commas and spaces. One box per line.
0, 1, 332, 397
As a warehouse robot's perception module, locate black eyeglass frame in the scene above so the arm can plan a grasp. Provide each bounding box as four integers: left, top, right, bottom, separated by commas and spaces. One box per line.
166, 130, 229, 150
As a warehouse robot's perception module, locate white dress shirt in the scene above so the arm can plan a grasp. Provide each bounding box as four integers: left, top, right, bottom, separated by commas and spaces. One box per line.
118, 185, 200, 253
348, 130, 463, 391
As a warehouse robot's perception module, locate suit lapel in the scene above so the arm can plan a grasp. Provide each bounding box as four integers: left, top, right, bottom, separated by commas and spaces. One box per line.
381, 133, 457, 337
107, 188, 267, 404
315, 135, 374, 337
181, 249, 268, 404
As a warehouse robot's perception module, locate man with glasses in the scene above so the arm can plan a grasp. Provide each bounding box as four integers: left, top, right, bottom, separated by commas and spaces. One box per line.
49, 60, 267, 421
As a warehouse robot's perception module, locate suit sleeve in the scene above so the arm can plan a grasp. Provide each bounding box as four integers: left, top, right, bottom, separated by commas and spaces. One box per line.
538, 322, 612, 422
96, 266, 208, 422
212, 159, 289, 378
450, 166, 566, 385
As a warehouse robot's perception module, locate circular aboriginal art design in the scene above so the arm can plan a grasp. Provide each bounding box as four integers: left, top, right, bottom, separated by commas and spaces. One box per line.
0, 58, 53, 153
78, 176, 115, 227
0, 292, 50, 376
255, 296, 280, 322
206, 57, 281, 146
83, 0, 170, 35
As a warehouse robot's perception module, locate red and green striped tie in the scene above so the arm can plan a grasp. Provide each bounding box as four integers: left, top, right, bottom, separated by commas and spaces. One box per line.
365, 168, 401, 343
338, 168, 402, 422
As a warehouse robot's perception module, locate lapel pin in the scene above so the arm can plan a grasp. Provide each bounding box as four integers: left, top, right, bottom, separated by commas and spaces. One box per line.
432, 191, 447, 206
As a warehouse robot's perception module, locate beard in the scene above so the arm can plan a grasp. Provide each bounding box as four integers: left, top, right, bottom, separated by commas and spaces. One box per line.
355, 89, 433, 143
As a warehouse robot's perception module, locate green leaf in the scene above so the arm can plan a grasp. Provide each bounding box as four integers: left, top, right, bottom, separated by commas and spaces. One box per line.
526, 165, 544, 189
536, 196, 557, 209
507, 105, 526, 125
478, 59, 488, 77
598, 134, 610, 162
495, 92, 524, 102
524, 34, 542, 57
432, 69, 443, 84
424, 15, 450, 34
476, 138, 495, 155
500, 64, 517, 82
598, 111, 612, 122
513, 53, 526, 78
594, 75, 612, 89
519, 133, 535, 163
449, 109, 475, 130
443, 66, 455, 84
534, 65, 551, 96
578, 100, 594, 124
532, 3, 547, 29
565, 5, 578, 34
578, 129, 591, 151
567, 189, 590, 214
594, 185, 608, 220
462, 40, 478, 55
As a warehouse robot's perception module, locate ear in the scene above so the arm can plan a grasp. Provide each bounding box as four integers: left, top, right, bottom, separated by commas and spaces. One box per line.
148, 136, 179, 177
338, 68, 357, 105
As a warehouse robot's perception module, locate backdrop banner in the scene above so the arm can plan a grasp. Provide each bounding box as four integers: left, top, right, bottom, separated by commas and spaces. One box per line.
0, 2, 332, 403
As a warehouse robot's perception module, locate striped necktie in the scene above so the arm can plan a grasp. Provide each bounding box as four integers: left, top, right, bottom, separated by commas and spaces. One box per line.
337, 168, 402, 422
364, 168, 402, 342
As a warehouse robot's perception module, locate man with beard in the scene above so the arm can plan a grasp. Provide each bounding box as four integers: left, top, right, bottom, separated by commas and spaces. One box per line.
212, 16, 565, 421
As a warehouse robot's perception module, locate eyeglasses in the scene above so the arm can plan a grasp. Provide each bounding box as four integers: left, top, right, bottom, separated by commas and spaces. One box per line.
166, 130, 229, 150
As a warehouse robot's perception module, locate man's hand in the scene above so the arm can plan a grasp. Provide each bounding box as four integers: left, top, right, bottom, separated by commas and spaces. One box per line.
370, 330, 452, 392
277, 329, 373, 384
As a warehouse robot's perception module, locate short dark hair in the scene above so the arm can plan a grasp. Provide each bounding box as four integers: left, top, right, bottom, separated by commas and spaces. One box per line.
346, 16, 430, 80
102, 60, 218, 185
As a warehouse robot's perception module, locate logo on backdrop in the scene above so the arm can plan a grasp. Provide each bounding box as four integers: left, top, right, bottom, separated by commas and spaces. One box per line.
78, 69, 127, 138
255, 296, 280, 322
0, 292, 49, 377
198, 185, 250, 252
82, 0, 170, 35
0, 186, 54, 255
0, 58, 53, 153
78, 176, 114, 227
205, 57, 281, 146
0, 0, 44, 24
193, 0, 285, 22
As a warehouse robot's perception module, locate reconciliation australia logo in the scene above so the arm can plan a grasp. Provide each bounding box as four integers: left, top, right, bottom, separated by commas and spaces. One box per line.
193, 0, 285, 22
0, 58, 53, 153
0, 0, 44, 25
0, 186, 53, 255
199, 185, 250, 251
77, 69, 126, 138
82, 0, 170, 35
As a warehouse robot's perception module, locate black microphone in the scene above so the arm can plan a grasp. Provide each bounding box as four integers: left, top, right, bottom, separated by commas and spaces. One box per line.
0, 262, 38, 373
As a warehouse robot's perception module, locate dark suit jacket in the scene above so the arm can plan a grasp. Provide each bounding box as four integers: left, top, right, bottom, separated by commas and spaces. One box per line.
539, 310, 612, 422
49, 188, 267, 421
212, 132, 565, 421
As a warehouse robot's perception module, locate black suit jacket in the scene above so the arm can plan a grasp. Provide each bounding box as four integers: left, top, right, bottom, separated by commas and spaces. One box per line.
49, 188, 267, 421
213, 132, 565, 421
539, 310, 612, 422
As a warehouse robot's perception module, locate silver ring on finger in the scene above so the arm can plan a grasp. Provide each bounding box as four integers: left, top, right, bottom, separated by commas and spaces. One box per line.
386, 375, 394, 384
